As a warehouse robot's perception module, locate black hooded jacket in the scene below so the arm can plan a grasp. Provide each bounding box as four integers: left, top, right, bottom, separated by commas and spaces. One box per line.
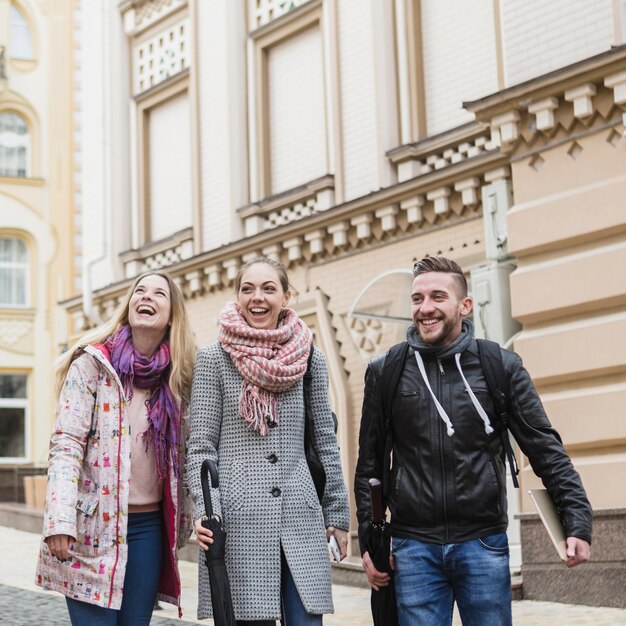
354, 329, 592, 550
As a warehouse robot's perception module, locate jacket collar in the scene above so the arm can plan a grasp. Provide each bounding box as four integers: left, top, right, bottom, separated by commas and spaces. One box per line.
82, 344, 128, 402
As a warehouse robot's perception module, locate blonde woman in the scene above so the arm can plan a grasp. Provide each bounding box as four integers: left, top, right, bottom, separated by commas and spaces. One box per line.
36, 271, 196, 625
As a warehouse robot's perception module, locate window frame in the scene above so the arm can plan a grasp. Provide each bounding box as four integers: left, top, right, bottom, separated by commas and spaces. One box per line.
9, 3, 35, 62
248, 0, 341, 202
0, 236, 29, 308
0, 111, 31, 179
0, 372, 29, 464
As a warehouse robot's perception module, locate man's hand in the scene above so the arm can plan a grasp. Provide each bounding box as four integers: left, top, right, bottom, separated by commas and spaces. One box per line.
46, 534, 73, 561
362, 550, 393, 590
565, 537, 590, 568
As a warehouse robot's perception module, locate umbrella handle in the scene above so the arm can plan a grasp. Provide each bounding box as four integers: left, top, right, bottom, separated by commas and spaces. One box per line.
368, 478, 384, 524
201, 459, 219, 519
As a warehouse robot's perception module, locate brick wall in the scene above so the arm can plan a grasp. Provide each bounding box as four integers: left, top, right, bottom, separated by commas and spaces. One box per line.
421, 0, 499, 135
501, 0, 614, 86
338, 0, 380, 201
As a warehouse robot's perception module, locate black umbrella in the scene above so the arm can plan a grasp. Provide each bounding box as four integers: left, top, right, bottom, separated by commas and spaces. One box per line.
200, 459, 236, 626
362, 478, 399, 626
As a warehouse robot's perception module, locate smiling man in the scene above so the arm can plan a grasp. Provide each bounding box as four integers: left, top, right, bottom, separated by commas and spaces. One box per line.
354, 256, 592, 626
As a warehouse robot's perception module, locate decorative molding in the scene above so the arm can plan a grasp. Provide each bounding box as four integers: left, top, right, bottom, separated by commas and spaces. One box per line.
61, 142, 507, 323
131, 17, 189, 95
239, 175, 334, 236
122, 0, 187, 36
248, 0, 315, 32
465, 44, 626, 154
120, 227, 193, 278
387, 122, 496, 183
0, 318, 33, 351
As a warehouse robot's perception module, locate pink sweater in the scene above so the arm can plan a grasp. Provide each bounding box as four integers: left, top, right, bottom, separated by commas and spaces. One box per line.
128, 387, 163, 511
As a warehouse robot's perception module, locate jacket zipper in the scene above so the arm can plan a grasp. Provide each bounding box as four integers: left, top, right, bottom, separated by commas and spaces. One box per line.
107, 387, 124, 607
436, 359, 449, 542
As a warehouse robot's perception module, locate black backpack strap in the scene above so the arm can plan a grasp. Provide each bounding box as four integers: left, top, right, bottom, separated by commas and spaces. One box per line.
303, 344, 315, 448
476, 338, 519, 488
379, 341, 410, 501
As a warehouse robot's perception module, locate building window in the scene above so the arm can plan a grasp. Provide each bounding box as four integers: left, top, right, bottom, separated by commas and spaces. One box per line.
0, 237, 28, 307
0, 112, 30, 177
147, 91, 193, 242
0, 374, 27, 460
10, 4, 34, 61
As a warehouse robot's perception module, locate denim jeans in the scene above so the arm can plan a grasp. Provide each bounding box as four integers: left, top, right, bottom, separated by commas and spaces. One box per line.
235, 551, 323, 626
66, 511, 163, 626
392, 534, 512, 626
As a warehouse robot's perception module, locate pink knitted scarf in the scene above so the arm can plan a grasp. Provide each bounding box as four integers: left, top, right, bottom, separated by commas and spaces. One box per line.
218, 301, 312, 435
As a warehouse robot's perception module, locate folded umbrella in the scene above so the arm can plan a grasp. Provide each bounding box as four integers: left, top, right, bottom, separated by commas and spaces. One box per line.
200, 459, 236, 626
363, 478, 399, 626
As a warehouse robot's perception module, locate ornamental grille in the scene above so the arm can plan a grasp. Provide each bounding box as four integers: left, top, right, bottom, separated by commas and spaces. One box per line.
249, 0, 306, 30
133, 19, 189, 94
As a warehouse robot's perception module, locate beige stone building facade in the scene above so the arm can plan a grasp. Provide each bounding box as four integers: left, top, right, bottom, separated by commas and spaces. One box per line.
0, 0, 76, 496
20, 0, 626, 606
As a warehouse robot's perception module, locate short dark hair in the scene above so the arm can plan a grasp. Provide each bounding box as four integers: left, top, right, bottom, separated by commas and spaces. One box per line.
412, 256, 468, 297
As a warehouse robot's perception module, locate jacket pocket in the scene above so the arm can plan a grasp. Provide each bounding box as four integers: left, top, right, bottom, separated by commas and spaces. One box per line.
223, 461, 248, 512
73, 494, 100, 554
76, 495, 99, 517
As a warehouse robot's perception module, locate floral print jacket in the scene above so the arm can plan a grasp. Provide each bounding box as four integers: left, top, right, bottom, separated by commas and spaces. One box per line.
35, 345, 192, 610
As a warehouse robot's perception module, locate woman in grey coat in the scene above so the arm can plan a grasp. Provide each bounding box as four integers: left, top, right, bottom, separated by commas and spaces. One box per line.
187, 256, 350, 625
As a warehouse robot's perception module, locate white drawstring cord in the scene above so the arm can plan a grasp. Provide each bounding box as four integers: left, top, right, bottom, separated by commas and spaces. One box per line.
414, 351, 495, 437
414, 351, 455, 436
454, 353, 494, 435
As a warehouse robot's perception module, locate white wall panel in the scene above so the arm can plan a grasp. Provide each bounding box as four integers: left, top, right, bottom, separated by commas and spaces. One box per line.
338, 0, 379, 201
501, 0, 614, 86
268, 25, 327, 195
422, 0, 499, 135
197, 0, 247, 251
148, 92, 192, 242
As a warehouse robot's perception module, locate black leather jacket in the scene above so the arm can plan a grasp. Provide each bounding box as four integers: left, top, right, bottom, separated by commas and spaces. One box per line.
354, 340, 592, 550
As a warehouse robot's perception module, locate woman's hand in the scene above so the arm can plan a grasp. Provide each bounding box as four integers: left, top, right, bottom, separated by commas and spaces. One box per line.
194, 517, 214, 551
46, 534, 73, 561
326, 526, 349, 561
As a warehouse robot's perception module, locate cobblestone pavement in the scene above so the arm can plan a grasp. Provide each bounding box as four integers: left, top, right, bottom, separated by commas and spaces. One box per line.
0, 585, 199, 626
2, 525, 625, 625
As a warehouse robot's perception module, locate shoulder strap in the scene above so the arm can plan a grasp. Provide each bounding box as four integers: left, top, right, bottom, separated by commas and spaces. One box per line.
379, 341, 410, 500
303, 344, 315, 444
476, 338, 519, 488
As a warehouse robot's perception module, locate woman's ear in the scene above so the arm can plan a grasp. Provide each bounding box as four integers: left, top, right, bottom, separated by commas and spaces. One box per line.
282, 290, 291, 308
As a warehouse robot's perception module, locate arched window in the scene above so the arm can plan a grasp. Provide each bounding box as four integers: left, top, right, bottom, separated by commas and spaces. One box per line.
10, 4, 34, 61
0, 237, 28, 307
0, 112, 29, 178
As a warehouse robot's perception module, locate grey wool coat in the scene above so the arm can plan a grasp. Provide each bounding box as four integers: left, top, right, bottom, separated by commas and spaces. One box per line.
186, 343, 350, 621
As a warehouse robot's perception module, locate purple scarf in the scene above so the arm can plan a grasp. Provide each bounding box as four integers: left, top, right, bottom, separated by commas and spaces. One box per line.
106, 325, 181, 480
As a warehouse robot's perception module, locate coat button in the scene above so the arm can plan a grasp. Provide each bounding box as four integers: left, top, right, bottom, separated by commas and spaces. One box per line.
267, 453, 278, 464
271, 487, 281, 497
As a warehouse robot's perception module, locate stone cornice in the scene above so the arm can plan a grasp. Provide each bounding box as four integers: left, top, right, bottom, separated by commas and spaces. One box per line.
462, 45, 626, 155
62, 147, 508, 323
387, 121, 488, 163
464, 44, 626, 119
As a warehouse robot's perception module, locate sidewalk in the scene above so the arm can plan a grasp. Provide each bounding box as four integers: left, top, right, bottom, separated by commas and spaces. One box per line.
1, 525, 624, 625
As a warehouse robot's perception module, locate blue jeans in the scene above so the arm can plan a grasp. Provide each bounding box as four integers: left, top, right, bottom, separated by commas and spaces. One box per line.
392, 534, 512, 626
236, 551, 323, 626
66, 511, 163, 626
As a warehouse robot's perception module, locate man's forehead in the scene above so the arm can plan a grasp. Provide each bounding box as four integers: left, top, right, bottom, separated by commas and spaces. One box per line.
411, 272, 457, 292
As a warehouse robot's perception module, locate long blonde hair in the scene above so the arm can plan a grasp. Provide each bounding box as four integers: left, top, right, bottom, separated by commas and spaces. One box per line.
56, 271, 196, 408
